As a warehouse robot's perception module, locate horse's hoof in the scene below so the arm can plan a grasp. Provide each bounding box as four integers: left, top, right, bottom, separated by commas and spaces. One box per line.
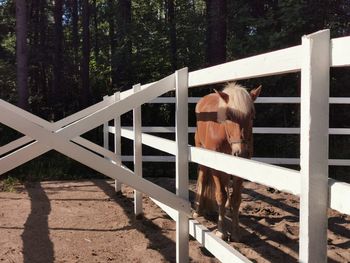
230, 234, 240, 242
215, 230, 227, 240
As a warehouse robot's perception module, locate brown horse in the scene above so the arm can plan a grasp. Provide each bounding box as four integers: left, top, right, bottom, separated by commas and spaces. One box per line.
194, 83, 261, 241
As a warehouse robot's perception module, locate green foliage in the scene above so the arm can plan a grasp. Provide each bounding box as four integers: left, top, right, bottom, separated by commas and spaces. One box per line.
0, 59, 16, 102
0, 176, 21, 192
1, 0, 350, 181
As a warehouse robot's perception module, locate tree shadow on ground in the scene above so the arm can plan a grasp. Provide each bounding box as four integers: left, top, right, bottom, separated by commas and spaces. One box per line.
22, 182, 54, 263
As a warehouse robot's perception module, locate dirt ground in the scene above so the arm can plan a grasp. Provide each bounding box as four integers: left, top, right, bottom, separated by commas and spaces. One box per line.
0, 178, 349, 263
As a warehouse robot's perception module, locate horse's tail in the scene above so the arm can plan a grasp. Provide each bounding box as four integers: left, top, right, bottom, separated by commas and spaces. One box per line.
195, 168, 217, 215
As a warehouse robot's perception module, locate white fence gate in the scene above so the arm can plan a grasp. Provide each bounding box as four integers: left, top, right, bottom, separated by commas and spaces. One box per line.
1, 29, 350, 262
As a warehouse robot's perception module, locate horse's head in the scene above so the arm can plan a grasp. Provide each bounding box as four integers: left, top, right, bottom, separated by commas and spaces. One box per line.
215, 83, 261, 158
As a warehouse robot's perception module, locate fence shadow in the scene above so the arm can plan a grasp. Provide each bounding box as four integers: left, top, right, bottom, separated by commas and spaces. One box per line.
93, 179, 193, 262
189, 182, 349, 262
22, 182, 54, 263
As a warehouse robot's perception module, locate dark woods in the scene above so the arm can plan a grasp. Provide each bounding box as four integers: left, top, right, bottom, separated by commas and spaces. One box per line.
1, 0, 350, 180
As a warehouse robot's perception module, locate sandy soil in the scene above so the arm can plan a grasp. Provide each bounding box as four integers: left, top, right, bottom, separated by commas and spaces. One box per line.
0, 178, 349, 263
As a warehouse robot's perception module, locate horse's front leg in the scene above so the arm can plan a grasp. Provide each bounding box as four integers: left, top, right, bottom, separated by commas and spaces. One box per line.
194, 164, 207, 218
225, 175, 233, 215
212, 172, 228, 240
230, 176, 243, 242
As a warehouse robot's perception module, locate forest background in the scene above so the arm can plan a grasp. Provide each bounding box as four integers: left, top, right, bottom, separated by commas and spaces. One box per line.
1, 0, 350, 183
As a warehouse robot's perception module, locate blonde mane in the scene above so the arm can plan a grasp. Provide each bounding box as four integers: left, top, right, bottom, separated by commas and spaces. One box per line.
217, 83, 255, 123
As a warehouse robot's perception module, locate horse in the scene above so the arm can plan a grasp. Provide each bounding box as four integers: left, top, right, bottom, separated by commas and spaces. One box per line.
193, 82, 261, 241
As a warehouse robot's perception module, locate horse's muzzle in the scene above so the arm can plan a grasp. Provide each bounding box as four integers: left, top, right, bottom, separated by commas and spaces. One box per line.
231, 141, 249, 158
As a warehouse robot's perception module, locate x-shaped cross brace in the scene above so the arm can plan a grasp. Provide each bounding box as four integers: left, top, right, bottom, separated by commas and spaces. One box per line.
0, 73, 190, 215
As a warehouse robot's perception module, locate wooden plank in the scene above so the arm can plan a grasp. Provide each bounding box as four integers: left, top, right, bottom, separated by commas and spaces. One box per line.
189, 219, 252, 263
150, 197, 178, 220
0, 101, 119, 174
252, 157, 299, 165
133, 84, 143, 216
328, 159, 350, 166
120, 82, 155, 100
0, 99, 51, 128
253, 127, 300, 134
329, 128, 350, 135
150, 97, 302, 104
121, 155, 175, 162
256, 97, 300, 104
114, 92, 122, 192
1, 97, 116, 134
0, 141, 49, 175
150, 96, 350, 104
121, 126, 177, 133
0, 136, 33, 156
73, 137, 117, 162
151, 198, 251, 263
0, 101, 54, 175
299, 29, 330, 263
329, 97, 350, 104
329, 179, 350, 215
0, 95, 111, 133
121, 128, 177, 155
58, 73, 176, 140
120, 155, 350, 167
0, 102, 59, 173
0, 103, 191, 216
115, 126, 350, 135
331, 36, 350, 67
103, 96, 110, 158
190, 146, 301, 195
175, 68, 190, 263
188, 46, 302, 87
150, 97, 199, 104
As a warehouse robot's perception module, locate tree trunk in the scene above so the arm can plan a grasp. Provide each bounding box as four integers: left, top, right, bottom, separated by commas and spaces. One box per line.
115, 0, 132, 91
206, 0, 227, 66
93, 0, 99, 60
28, 0, 49, 116
72, 0, 79, 65
81, 0, 90, 107
168, 0, 177, 71
16, 0, 29, 110
39, 0, 49, 115
53, 0, 64, 118
108, 0, 117, 90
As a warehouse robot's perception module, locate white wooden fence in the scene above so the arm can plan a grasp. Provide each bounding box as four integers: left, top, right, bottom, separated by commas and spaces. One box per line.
103, 30, 350, 262
1, 29, 350, 262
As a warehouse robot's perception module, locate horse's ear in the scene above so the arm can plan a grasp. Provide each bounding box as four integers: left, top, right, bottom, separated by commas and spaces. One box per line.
250, 85, 262, 101
214, 89, 229, 104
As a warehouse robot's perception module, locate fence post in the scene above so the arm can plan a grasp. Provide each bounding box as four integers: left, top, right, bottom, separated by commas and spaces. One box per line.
133, 84, 143, 217
114, 92, 122, 193
299, 29, 330, 263
175, 68, 189, 263
103, 95, 110, 155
